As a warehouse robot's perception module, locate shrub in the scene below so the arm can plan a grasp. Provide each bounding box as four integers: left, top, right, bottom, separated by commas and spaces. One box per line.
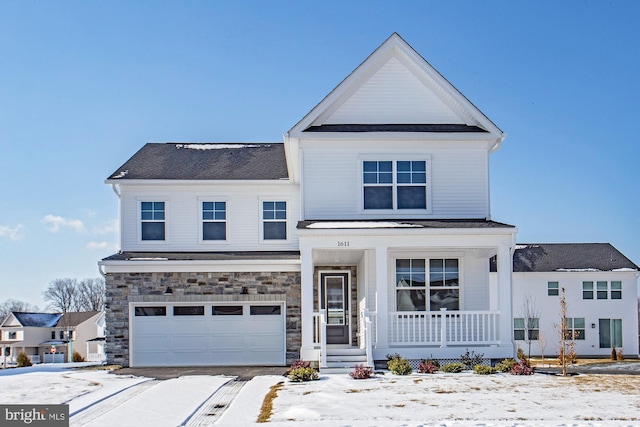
16, 351, 32, 367
350, 364, 374, 379
387, 356, 413, 375
417, 360, 438, 374
617, 348, 624, 361
510, 360, 535, 375
460, 350, 484, 369
288, 367, 319, 382
440, 362, 466, 373
283, 360, 312, 376
611, 346, 617, 361
385, 353, 402, 361
495, 358, 517, 373
473, 365, 497, 375
558, 347, 578, 365
72, 351, 85, 362
516, 345, 529, 365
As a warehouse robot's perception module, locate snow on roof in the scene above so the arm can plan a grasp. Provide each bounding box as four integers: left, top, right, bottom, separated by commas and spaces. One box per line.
175, 144, 266, 150
306, 221, 423, 229
112, 170, 128, 179
129, 257, 170, 261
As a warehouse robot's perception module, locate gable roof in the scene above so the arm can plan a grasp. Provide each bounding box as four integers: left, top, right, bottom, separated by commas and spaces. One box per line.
56, 311, 101, 327
9, 312, 62, 328
509, 243, 639, 273
288, 33, 504, 143
107, 143, 288, 181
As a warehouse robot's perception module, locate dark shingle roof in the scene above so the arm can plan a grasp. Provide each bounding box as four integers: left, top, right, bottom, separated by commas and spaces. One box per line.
12, 312, 62, 327
303, 124, 488, 133
102, 251, 301, 262
510, 243, 639, 272
56, 311, 101, 327
298, 219, 515, 230
107, 143, 288, 181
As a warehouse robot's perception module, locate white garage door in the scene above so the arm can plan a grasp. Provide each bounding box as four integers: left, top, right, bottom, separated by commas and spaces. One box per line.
130, 303, 285, 367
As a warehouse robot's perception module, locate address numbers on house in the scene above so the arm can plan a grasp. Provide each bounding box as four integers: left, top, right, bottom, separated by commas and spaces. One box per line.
337, 241, 350, 247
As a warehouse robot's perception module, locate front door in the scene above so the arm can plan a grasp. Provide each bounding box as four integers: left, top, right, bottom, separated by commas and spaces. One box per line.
321, 272, 350, 345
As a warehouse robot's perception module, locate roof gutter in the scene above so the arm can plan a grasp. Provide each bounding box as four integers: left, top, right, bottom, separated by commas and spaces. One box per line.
111, 184, 121, 198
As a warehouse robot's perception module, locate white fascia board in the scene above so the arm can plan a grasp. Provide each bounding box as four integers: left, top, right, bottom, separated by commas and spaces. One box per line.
104, 179, 293, 186
98, 259, 301, 274
297, 226, 517, 238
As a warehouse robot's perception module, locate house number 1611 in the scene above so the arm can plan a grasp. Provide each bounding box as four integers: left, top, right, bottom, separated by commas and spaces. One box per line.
337, 241, 350, 247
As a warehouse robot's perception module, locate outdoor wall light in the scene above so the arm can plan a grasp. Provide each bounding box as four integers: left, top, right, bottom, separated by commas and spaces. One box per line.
591, 323, 596, 328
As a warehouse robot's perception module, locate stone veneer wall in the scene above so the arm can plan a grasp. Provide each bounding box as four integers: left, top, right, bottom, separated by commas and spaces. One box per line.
105, 271, 301, 367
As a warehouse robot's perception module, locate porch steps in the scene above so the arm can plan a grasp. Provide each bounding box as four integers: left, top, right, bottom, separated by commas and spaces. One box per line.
321, 348, 368, 374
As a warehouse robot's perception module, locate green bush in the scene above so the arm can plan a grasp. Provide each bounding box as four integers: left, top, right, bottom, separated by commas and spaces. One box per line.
495, 358, 517, 373
440, 362, 466, 373
16, 351, 32, 367
473, 365, 497, 375
288, 366, 319, 382
387, 356, 413, 375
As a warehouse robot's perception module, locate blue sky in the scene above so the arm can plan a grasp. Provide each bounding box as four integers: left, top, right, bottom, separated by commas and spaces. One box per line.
1, 1, 638, 309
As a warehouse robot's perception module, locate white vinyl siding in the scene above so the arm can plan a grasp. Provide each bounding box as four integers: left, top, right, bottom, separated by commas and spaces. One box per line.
120, 184, 299, 252
301, 146, 488, 219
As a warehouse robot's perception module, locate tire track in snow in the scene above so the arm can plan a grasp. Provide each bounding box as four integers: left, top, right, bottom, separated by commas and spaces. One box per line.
181, 379, 247, 426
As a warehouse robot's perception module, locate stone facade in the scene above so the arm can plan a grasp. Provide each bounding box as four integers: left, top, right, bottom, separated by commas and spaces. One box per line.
105, 271, 301, 367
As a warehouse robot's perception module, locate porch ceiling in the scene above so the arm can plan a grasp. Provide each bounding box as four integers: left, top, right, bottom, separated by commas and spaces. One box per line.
312, 248, 365, 265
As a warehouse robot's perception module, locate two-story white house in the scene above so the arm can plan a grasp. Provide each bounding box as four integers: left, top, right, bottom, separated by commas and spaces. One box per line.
99, 33, 638, 369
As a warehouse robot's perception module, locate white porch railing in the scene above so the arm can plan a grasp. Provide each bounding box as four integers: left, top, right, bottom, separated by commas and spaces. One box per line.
312, 310, 327, 368
361, 309, 374, 367
87, 353, 106, 362
388, 309, 500, 347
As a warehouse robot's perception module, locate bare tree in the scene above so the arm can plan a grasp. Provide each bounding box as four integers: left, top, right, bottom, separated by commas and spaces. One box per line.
555, 287, 576, 376
43, 278, 78, 313
0, 299, 40, 323
521, 295, 541, 360
77, 278, 105, 311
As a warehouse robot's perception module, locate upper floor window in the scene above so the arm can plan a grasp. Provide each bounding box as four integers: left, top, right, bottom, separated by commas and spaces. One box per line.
363, 160, 427, 210
582, 281, 594, 299
396, 258, 459, 311
262, 201, 287, 240
7, 331, 17, 340
141, 201, 165, 241
611, 281, 622, 299
584, 281, 622, 300
202, 202, 226, 240
597, 281, 608, 299
547, 281, 559, 296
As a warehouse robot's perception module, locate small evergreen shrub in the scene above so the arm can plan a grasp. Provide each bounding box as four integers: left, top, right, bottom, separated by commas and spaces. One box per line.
460, 350, 484, 369
509, 360, 535, 375
473, 365, 497, 375
350, 364, 374, 379
387, 355, 413, 375
440, 362, 466, 373
611, 346, 617, 361
495, 358, 517, 373
617, 348, 624, 361
17, 351, 32, 367
288, 366, 319, 382
417, 360, 438, 374
72, 351, 85, 362
516, 345, 529, 365
284, 360, 312, 376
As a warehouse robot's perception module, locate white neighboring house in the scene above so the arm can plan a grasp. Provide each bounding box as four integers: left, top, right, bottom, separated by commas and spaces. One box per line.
98, 33, 638, 370
505, 244, 639, 358
0, 311, 106, 365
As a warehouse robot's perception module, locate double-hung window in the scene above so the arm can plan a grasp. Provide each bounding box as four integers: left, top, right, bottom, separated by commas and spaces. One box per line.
202, 202, 226, 241
610, 281, 622, 299
547, 281, 559, 296
582, 281, 594, 299
262, 201, 287, 240
363, 160, 427, 210
563, 318, 585, 340
514, 318, 539, 341
596, 281, 608, 299
141, 201, 165, 241
396, 258, 459, 311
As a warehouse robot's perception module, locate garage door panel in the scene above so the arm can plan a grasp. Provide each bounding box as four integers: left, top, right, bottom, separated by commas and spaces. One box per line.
131, 303, 285, 367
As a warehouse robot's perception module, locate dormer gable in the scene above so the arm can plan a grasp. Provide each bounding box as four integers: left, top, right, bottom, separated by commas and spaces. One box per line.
288, 33, 504, 146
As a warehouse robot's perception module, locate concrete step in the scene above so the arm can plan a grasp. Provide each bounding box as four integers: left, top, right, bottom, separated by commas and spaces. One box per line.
326, 354, 367, 363
326, 348, 367, 356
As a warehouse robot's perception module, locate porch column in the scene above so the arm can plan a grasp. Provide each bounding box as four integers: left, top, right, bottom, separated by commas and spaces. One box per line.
375, 245, 389, 349
497, 243, 514, 351
300, 246, 315, 353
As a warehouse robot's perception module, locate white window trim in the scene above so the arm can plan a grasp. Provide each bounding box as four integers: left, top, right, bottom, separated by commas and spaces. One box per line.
258, 197, 290, 244
197, 197, 230, 245
359, 155, 433, 215
136, 197, 169, 244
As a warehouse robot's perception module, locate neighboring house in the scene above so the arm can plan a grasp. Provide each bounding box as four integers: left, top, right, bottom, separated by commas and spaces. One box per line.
0, 311, 106, 365
99, 33, 638, 369
504, 244, 639, 358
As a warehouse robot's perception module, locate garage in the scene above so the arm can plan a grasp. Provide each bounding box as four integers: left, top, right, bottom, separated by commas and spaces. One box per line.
130, 302, 285, 367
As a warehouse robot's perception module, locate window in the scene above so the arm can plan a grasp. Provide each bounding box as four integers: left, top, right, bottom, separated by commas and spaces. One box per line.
250, 305, 281, 315
141, 202, 165, 241
59, 331, 64, 339
563, 318, 585, 340
514, 318, 539, 341
173, 306, 204, 316
51, 331, 55, 340
599, 319, 622, 348
134, 306, 167, 316
262, 201, 287, 240
582, 281, 594, 299
396, 258, 459, 311
547, 281, 559, 296
597, 281, 608, 299
212, 306, 243, 316
202, 202, 226, 240
611, 281, 622, 299
8, 331, 16, 340
363, 160, 427, 210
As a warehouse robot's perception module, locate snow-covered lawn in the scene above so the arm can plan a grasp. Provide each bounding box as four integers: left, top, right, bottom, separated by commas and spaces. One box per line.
1, 363, 640, 426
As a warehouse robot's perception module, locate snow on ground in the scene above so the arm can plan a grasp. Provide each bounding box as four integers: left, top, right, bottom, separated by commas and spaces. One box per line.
1, 364, 640, 426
